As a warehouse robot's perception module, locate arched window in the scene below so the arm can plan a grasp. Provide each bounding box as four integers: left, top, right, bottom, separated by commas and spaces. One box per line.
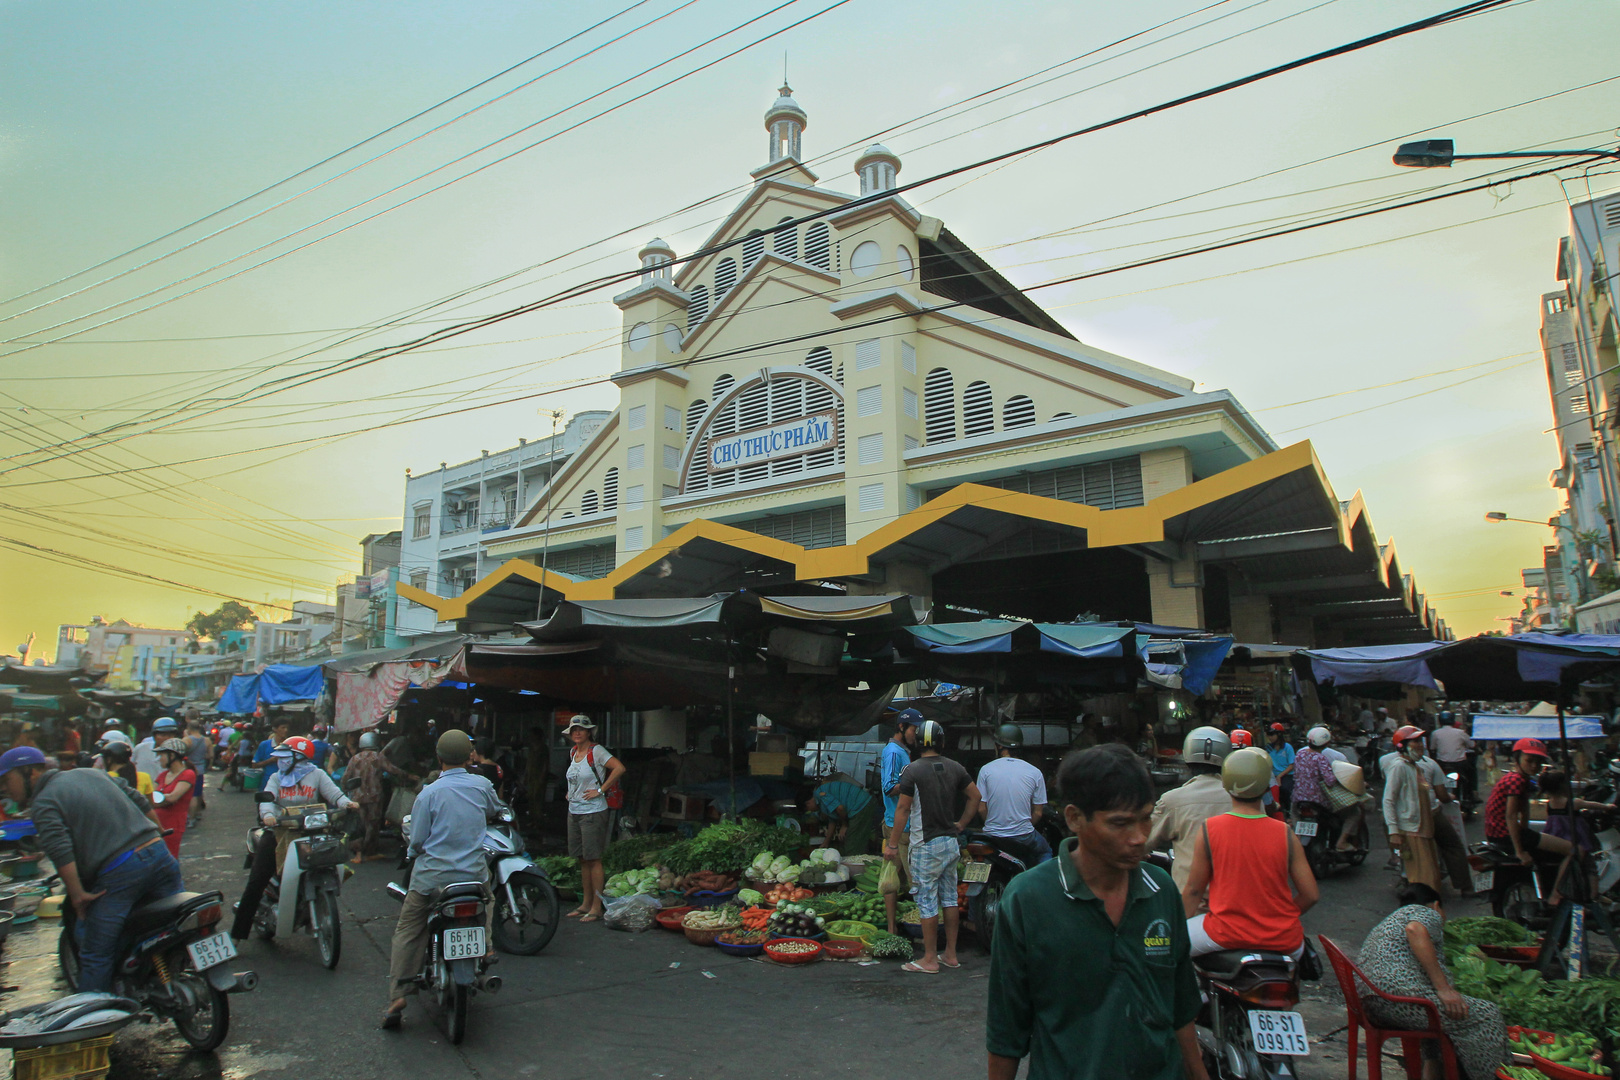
742, 231, 764, 273
602, 468, 619, 511
924, 368, 956, 445
715, 258, 737, 300
773, 216, 797, 261
683, 399, 708, 492
687, 285, 709, 331
1003, 395, 1035, 429
805, 222, 831, 271
737, 381, 771, 483
582, 489, 599, 515
770, 375, 806, 476
710, 375, 737, 487
805, 347, 836, 470
963, 381, 993, 437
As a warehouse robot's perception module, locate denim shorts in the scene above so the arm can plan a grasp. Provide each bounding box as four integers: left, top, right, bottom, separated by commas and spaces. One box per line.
907, 834, 960, 919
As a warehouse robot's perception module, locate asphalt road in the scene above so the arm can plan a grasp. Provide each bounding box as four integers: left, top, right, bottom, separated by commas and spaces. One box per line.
0, 780, 1499, 1080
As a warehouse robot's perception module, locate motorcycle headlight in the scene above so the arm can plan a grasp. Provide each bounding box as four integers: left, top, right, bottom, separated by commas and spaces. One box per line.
304, 812, 329, 829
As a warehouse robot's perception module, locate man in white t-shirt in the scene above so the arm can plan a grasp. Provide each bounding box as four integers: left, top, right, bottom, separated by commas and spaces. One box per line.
974, 724, 1051, 863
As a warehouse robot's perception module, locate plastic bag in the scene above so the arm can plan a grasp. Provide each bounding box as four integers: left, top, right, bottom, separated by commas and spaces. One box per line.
603, 893, 660, 932
878, 858, 901, 897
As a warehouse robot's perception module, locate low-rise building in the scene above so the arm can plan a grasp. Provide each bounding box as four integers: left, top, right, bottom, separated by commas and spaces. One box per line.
400, 85, 1448, 646
56, 617, 196, 674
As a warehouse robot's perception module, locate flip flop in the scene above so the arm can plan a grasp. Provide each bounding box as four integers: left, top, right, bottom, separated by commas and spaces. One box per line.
901, 961, 938, 974
565, 908, 587, 918
939, 959, 961, 969
380, 1009, 404, 1030
579, 912, 602, 923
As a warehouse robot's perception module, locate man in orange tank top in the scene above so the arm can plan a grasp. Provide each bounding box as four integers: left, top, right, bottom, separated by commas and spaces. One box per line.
1180, 747, 1318, 960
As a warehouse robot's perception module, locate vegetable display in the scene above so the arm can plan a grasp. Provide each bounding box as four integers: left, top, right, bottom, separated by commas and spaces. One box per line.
1514, 1029, 1611, 1076
682, 908, 740, 931
535, 855, 580, 894
867, 933, 915, 960
601, 833, 678, 876
1442, 916, 1534, 962
603, 867, 660, 898
1452, 948, 1620, 1050
767, 902, 826, 939
768, 940, 819, 956
737, 888, 763, 907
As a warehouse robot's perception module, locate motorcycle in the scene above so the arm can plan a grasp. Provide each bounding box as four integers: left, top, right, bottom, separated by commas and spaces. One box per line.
241, 792, 350, 968
481, 804, 561, 955
1291, 802, 1369, 879
1194, 946, 1312, 1080
57, 876, 257, 1051
385, 879, 500, 1044
961, 831, 1044, 954
1471, 806, 1620, 926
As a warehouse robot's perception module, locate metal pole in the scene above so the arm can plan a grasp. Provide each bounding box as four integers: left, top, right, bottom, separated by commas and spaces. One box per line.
726, 650, 737, 823
539, 410, 562, 616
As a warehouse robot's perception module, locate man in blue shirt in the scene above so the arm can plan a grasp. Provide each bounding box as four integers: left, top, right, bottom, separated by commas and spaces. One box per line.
382, 729, 501, 1030
1266, 723, 1296, 810
252, 721, 290, 765
881, 709, 919, 935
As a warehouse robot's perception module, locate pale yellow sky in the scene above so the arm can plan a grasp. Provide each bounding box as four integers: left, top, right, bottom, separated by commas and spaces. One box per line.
2, 0, 1616, 659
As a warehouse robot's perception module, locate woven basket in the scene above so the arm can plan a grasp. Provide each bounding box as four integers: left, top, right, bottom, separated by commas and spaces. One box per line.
763, 937, 823, 965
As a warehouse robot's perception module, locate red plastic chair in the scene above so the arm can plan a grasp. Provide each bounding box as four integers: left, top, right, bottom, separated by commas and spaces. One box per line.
1318, 934, 1460, 1080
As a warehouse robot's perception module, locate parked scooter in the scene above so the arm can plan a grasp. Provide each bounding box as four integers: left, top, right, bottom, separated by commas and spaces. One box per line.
385, 880, 499, 1044
58, 877, 257, 1051
1194, 945, 1314, 1080
961, 831, 1043, 954
482, 803, 560, 955
241, 792, 350, 968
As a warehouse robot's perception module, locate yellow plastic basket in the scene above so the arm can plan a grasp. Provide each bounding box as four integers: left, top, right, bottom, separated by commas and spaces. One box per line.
12, 1033, 115, 1080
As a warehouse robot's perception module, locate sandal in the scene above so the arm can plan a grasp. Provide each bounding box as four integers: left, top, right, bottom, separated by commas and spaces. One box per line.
564, 909, 587, 918
939, 958, 961, 969
901, 961, 938, 974
380, 1009, 404, 1030
579, 912, 602, 923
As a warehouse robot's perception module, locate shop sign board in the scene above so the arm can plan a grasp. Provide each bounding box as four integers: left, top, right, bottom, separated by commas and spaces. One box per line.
707, 410, 837, 473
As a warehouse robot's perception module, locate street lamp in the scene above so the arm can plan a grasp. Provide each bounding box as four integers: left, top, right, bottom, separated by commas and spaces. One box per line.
1393, 139, 1620, 168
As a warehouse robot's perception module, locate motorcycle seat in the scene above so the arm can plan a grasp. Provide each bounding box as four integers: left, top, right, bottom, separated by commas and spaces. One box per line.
968, 833, 1042, 867
1192, 948, 1295, 980
433, 882, 485, 902
125, 890, 217, 936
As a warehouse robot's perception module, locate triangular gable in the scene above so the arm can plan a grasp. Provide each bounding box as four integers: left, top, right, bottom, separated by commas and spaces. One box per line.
681, 251, 839, 357
673, 180, 849, 292
514, 412, 619, 529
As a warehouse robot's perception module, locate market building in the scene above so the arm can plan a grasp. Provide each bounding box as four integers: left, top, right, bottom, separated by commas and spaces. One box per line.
398, 85, 1449, 651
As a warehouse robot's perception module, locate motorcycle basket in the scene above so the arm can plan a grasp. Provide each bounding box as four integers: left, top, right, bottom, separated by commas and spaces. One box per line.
297, 834, 347, 870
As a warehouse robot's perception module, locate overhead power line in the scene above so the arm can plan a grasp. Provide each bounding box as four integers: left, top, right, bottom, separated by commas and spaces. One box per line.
2, 0, 1529, 472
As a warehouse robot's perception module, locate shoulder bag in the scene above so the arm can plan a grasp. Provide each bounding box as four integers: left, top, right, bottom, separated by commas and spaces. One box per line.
586, 746, 625, 810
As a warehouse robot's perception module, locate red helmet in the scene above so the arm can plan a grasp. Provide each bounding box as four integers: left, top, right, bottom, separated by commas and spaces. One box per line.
277, 736, 315, 762
1229, 729, 1254, 749
1511, 737, 1549, 759
1269, 723, 1287, 733
1392, 725, 1426, 748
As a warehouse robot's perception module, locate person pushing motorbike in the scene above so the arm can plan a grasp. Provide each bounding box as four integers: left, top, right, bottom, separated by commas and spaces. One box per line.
232, 735, 355, 940
0, 745, 180, 992
382, 729, 502, 1030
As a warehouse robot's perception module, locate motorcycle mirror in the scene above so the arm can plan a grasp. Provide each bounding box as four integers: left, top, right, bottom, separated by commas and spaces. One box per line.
498, 808, 514, 823
254, 791, 276, 804
385, 882, 407, 903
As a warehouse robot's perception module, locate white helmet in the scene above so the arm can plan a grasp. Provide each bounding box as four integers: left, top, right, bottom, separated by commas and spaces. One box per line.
1181, 726, 1231, 767
1306, 726, 1332, 749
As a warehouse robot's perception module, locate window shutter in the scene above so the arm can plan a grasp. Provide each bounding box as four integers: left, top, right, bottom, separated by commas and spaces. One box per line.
662, 444, 680, 470
774, 217, 798, 260
664, 404, 681, 431
903, 387, 918, 419
603, 468, 619, 510
687, 285, 709, 330
857, 432, 883, 464
627, 404, 646, 430
924, 368, 956, 444
901, 340, 916, 373
742, 231, 764, 272
858, 483, 884, 512
626, 444, 646, 470
856, 338, 880, 370
856, 385, 882, 416
715, 258, 737, 299
805, 223, 831, 271
963, 381, 993, 436
624, 526, 644, 551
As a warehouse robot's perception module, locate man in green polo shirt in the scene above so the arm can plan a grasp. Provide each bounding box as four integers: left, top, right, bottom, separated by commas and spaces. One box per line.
987, 744, 1208, 1080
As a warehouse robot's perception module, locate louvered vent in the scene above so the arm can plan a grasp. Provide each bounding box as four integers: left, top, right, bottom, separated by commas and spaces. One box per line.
1004, 395, 1035, 428
737, 382, 771, 483
1604, 199, 1620, 231
805, 223, 831, 271
774, 217, 798, 260
924, 368, 956, 444
771, 376, 806, 476
687, 285, 709, 331
963, 381, 993, 436
928, 455, 1144, 510
582, 490, 599, 515
710, 375, 737, 487
805, 348, 837, 470
742, 231, 764, 273
602, 468, 619, 511
856, 338, 880, 370
715, 258, 737, 299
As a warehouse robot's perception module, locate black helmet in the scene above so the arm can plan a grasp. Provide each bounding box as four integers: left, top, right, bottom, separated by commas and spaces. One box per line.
993, 723, 1023, 748
918, 719, 946, 749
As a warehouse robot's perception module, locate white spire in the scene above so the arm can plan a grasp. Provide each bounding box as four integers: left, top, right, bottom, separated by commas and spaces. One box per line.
764, 83, 806, 164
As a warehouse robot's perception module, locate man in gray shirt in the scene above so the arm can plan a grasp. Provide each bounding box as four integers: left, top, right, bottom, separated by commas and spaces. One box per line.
383, 729, 501, 1029
0, 746, 178, 992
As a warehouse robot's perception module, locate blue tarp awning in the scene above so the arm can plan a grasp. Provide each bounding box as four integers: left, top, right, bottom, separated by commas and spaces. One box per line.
1471, 714, 1606, 740
1299, 632, 1620, 704
215, 665, 326, 713
1034, 624, 1136, 659
904, 621, 1023, 654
